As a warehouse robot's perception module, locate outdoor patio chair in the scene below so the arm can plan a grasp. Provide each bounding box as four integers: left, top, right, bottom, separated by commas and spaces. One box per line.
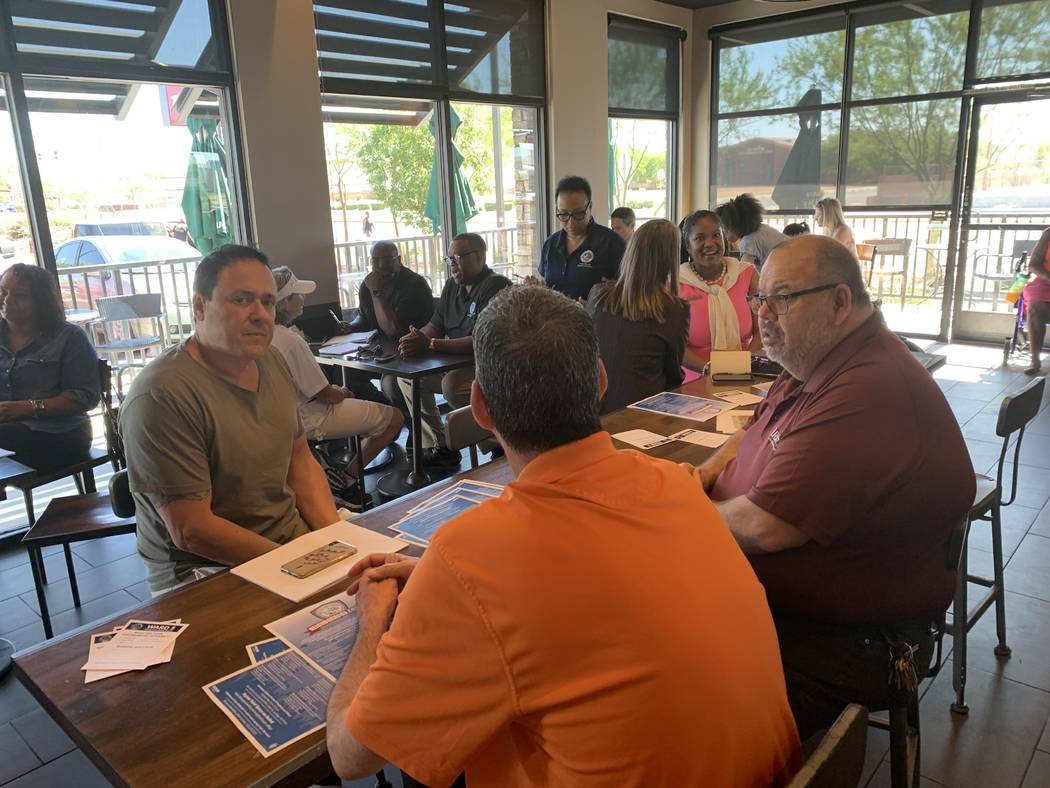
93, 293, 167, 397
864, 238, 913, 308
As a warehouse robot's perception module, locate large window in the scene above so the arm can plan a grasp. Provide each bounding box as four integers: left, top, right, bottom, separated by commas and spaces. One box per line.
315, 0, 546, 301
710, 0, 1050, 340
0, 0, 242, 312
607, 15, 682, 222
713, 15, 845, 212
0, 84, 35, 269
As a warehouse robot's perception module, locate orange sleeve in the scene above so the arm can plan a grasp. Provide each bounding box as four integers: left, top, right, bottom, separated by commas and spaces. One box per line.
346, 541, 516, 787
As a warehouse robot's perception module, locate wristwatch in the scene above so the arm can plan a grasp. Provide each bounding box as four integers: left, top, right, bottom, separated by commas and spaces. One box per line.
428, 336, 437, 352
29, 399, 44, 417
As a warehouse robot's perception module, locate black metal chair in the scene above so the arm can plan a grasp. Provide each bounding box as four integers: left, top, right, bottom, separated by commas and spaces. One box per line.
946, 375, 1044, 714
17, 360, 125, 639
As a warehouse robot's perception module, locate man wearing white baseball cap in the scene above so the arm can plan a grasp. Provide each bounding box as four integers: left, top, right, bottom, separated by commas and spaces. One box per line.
270, 266, 403, 508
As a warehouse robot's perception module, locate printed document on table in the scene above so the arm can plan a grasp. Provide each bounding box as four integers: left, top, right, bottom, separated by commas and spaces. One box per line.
612, 429, 675, 450
81, 620, 189, 672
669, 429, 731, 448
390, 495, 480, 545
406, 480, 503, 516
264, 591, 360, 680
628, 392, 734, 423
203, 649, 334, 758
713, 390, 764, 407
247, 638, 291, 664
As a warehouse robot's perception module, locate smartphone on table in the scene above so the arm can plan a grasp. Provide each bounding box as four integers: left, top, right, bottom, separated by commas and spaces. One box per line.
280, 540, 358, 579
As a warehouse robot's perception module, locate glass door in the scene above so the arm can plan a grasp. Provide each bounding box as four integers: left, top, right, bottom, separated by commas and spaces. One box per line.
952, 93, 1050, 342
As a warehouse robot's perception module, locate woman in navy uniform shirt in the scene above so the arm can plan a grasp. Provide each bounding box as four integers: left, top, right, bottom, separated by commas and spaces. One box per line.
538, 176, 626, 300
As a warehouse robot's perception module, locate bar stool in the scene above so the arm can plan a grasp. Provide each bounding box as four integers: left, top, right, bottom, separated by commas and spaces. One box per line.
945, 375, 1044, 714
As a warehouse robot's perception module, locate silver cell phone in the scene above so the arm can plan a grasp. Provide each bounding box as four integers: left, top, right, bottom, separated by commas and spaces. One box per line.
280, 540, 358, 579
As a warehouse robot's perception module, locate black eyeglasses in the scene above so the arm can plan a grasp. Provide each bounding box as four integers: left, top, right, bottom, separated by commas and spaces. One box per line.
555, 203, 591, 222
746, 282, 842, 315
444, 250, 479, 266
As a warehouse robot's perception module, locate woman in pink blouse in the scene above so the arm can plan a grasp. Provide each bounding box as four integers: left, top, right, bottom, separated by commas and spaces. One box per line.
678, 210, 761, 382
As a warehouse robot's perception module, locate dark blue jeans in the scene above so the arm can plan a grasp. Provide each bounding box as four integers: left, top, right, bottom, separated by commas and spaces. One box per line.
0, 420, 92, 471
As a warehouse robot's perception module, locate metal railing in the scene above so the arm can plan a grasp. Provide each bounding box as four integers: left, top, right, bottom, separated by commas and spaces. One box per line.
57, 255, 200, 344
767, 211, 1049, 315
334, 226, 520, 309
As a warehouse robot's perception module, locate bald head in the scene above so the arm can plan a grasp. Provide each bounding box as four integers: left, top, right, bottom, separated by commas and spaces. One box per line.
369, 240, 402, 279
767, 235, 870, 308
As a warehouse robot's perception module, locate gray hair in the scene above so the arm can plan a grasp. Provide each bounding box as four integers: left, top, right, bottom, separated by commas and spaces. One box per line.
813, 237, 871, 307
474, 286, 601, 453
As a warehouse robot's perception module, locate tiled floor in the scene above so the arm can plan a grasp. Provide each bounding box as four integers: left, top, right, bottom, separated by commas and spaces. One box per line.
1, 341, 1049, 787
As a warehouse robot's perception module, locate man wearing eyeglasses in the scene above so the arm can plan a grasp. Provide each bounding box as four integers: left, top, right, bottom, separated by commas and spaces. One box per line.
538, 175, 626, 300
694, 235, 975, 740
396, 233, 511, 466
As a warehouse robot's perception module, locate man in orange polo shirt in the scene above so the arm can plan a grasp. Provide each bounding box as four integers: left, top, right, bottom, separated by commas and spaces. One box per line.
326, 286, 800, 787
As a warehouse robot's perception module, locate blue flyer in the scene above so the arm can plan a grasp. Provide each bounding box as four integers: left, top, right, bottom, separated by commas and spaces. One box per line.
389, 494, 479, 545
203, 649, 334, 757
265, 591, 361, 680
246, 637, 291, 664
628, 391, 733, 423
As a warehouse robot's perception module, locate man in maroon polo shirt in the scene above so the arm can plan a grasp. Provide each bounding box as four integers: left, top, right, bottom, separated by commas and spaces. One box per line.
697, 235, 974, 739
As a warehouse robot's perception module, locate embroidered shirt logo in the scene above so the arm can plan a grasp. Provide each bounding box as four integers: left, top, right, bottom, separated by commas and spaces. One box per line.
769, 428, 781, 452
579, 249, 595, 266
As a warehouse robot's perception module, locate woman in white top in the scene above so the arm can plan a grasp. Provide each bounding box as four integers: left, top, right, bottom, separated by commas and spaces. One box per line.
814, 197, 857, 257
269, 267, 403, 497
716, 193, 787, 269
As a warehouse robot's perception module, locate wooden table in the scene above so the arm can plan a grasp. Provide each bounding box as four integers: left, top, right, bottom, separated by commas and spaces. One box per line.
13, 461, 514, 788
10, 378, 748, 787
316, 337, 475, 497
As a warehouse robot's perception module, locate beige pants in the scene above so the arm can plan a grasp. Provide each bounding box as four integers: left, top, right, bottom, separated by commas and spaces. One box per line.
398, 366, 475, 449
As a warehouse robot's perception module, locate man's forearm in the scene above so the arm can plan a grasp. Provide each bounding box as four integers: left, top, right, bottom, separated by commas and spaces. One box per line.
288, 453, 340, 528
432, 336, 473, 355
371, 296, 404, 338
714, 495, 809, 555
156, 496, 280, 566
326, 620, 387, 778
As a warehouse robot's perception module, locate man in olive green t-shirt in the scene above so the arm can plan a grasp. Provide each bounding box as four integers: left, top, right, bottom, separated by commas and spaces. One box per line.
121, 245, 340, 594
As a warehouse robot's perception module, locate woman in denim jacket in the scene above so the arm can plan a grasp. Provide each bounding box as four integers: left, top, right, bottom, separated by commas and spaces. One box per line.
0, 264, 99, 470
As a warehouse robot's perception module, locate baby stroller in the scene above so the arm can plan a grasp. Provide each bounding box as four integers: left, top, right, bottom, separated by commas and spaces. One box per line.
1003, 251, 1030, 366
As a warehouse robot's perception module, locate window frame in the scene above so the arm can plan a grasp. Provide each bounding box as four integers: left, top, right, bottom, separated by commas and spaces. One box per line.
708, 0, 1050, 215
316, 0, 549, 247
0, 0, 249, 276
607, 14, 684, 224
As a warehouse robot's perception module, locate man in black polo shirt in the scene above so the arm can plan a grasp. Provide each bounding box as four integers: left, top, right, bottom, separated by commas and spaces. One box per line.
351, 241, 434, 340
539, 175, 626, 300
397, 232, 511, 466
345, 241, 435, 411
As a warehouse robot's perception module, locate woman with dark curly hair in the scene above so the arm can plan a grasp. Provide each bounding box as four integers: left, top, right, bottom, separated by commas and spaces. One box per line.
715, 193, 787, 269
0, 264, 99, 470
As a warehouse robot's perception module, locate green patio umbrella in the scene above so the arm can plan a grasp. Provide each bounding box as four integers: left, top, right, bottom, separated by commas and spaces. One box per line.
181, 118, 234, 254
423, 107, 478, 236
